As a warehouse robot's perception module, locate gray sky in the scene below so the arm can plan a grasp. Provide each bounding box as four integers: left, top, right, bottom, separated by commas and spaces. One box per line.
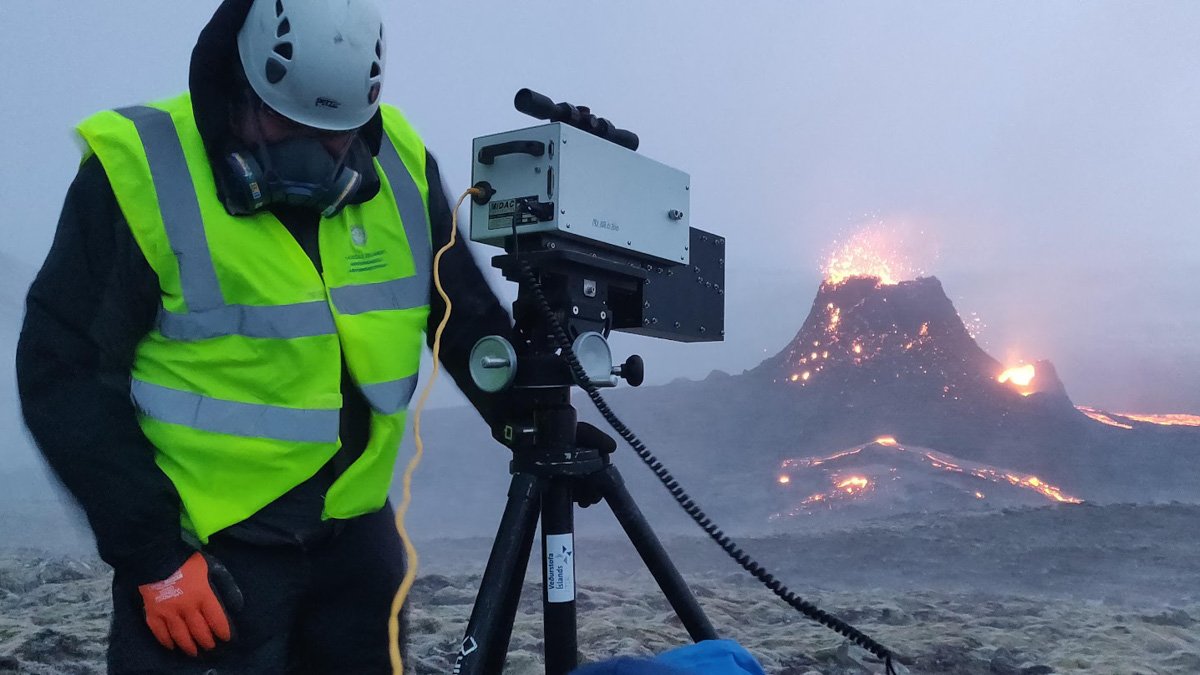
1, 1, 1198, 414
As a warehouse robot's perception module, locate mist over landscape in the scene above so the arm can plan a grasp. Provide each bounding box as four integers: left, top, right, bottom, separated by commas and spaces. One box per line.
1, 2, 1198, 674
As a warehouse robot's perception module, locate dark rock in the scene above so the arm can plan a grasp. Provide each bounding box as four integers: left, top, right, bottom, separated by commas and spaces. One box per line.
427, 586, 476, 607
990, 648, 1052, 675
1138, 608, 1194, 627
990, 647, 1022, 675
36, 560, 96, 585
877, 605, 911, 625
834, 642, 874, 674
913, 643, 990, 674
408, 615, 442, 633
777, 652, 821, 674
13, 628, 91, 661
410, 573, 454, 598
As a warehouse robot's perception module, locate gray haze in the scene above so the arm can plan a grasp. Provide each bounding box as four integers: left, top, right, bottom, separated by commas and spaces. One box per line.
1, 1, 1198, 470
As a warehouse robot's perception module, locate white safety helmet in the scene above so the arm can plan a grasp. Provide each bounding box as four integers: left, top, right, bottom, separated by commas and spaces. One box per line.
238, 0, 386, 131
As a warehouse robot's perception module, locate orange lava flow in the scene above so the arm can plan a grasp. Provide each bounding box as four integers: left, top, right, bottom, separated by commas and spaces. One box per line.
1076, 406, 1135, 430
1112, 412, 1200, 428
799, 475, 873, 505
1076, 406, 1200, 429
782, 446, 865, 469
776, 439, 1083, 516
836, 476, 870, 492
826, 304, 841, 334
1001, 473, 1083, 504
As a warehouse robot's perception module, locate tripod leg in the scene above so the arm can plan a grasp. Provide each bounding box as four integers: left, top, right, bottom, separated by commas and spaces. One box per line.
456, 472, 542, 675
596, 464, 719, 643
541, 479, 578, 675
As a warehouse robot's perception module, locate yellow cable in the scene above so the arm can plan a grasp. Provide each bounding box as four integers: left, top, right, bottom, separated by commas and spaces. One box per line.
389, 187, 481, 674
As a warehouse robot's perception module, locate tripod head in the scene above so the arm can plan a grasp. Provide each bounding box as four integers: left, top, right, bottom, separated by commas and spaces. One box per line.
472, 245, 647, 394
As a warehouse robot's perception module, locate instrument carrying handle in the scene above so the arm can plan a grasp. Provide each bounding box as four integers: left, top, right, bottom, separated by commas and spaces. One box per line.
478, 140, 546, 165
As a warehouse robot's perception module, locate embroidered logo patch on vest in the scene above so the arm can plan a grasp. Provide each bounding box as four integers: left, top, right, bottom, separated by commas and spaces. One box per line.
347, 225, 387, 273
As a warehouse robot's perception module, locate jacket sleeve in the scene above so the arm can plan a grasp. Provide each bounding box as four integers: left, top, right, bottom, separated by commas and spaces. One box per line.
17, 156, 195, 585
423, 152, 515, 430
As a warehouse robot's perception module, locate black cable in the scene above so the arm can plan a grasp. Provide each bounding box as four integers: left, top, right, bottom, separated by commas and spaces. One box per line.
518, 258, 899, 674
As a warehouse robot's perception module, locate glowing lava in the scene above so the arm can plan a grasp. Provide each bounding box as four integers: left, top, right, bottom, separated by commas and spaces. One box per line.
837, 476, 870, 492
998, 473, 1080, 504
997, 364, 1038, 396
1111, 412, 1200, 427
998, 364, 1036, 387
826, 303, 841, 334
823, 227, 919, 286
1076, 406, 1200, 429
1076, 406, 1134, 430
799, 474, 873, 506
773, 438, 1082, 519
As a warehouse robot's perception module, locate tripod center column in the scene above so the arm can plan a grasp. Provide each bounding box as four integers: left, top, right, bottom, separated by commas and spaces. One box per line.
538, 400, 580, 674
541, 482, 577, 673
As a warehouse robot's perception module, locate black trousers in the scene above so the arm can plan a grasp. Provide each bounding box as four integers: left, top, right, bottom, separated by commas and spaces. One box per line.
108, 506, 407, 674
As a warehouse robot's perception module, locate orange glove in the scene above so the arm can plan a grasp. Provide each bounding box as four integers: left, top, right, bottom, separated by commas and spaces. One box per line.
137, 551, 241, 657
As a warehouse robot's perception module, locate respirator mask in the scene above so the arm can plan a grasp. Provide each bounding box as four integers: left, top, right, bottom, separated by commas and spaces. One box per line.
218, 132, 379, 218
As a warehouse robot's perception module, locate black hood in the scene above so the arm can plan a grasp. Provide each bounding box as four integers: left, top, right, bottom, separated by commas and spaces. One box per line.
188, 0, 384, 162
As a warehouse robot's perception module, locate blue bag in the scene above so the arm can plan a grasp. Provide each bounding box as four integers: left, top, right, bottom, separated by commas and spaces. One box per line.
571, 639, 767, 675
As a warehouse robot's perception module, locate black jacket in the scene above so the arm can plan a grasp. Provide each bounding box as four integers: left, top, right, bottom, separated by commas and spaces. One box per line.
16, 0, 512, 586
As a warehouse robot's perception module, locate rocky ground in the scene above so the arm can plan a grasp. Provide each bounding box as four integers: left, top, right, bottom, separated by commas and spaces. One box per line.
3, 503, 1199, 674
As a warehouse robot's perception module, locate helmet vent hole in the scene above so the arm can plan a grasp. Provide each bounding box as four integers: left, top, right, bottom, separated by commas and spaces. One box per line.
370, 62, 381, 78
275, 0, 284, 17
273, 42, 293, 60
265, 58, 288, 84
276, 18, 291, 38
375, 40, 382, 59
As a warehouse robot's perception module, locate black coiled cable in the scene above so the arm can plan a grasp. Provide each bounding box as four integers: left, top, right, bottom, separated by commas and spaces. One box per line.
518, 258, 899, 675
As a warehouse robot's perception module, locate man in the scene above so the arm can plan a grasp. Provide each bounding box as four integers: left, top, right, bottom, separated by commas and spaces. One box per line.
16, 0, 561, 671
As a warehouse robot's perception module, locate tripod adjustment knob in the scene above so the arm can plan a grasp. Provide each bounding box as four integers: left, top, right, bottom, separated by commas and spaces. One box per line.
470, 335, 518, 393
571, 332, 618, 388
614, 355, 645, 387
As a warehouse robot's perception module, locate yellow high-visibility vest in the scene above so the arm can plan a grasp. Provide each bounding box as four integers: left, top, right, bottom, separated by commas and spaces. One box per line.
77, 93, 431, 542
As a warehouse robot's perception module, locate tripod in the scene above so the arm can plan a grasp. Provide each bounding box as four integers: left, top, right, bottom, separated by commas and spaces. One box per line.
453, 250, 719, 675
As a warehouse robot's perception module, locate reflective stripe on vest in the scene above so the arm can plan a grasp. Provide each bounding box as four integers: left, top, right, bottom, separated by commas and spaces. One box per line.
116, 106, 224, 312
131, 379, 340, 444
156, 302, 336, 341
116, 105, 431, 337
359, 375, 420, 416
